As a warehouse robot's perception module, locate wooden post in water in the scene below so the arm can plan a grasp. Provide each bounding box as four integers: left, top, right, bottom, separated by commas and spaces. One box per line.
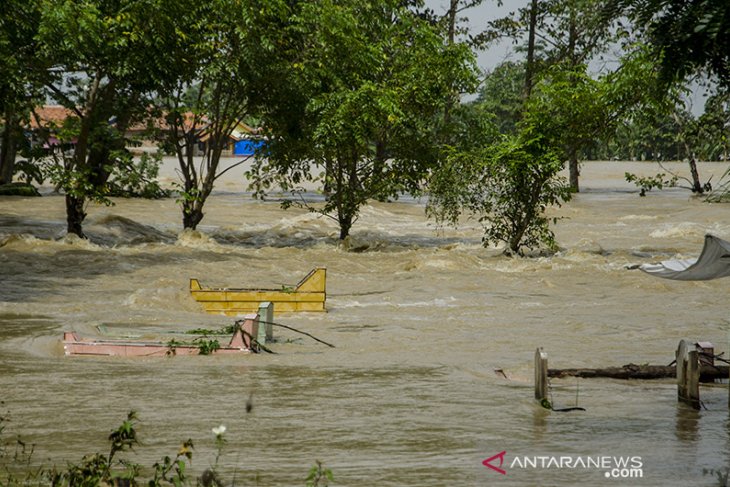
257, 301, 274, 344
535, 348, 548, 402
677, 339, 701, 410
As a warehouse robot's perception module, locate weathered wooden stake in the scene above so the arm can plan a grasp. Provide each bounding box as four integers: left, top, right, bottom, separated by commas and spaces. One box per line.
677, 339, 701, 410
535, 347, 548, 402
257, 301, 274, 344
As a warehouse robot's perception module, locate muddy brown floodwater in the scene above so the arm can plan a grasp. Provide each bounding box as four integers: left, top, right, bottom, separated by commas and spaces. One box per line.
1, 160, 730, 486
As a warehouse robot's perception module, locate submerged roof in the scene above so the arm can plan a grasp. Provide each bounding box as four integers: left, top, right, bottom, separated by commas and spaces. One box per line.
639, 234, 730, 280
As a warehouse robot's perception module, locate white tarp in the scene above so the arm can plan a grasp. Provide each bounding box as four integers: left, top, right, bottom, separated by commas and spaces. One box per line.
639, 234, 730, 280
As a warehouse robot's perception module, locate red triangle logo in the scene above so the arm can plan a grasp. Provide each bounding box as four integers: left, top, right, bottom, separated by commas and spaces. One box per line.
482, 450, 507, 475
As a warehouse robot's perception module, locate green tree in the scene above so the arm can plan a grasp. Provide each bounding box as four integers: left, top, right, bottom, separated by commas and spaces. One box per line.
612, 0, 730, 194
427, 131, 571, 255
36, 0, 179, 237
486, 0, 621, 191
696, 90, 730, 161
156, 0, 281, 230
617, 0, 730, 88
526, 45, 667, 176
474, 61, 526, 136
427, 47, 664, 254
250, 0, 479, 241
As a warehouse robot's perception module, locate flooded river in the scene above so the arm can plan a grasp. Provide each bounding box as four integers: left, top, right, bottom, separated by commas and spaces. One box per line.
1, 160, 730, 486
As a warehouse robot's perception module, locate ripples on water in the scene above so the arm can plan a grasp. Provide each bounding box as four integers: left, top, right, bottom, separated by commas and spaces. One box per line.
1, 161, 730, 485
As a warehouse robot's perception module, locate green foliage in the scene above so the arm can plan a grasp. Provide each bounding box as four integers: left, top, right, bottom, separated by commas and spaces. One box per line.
475, 61, 526, 136
106, 152, 169, 199
148, 439, 193, 487
489, 0, 621, 94
624, 172, 677, 196
527, 0, 618, 65
43, 150, 168, 202
2, 409, 328, 486
523, 63, 607, 152
427, 134, 571, 255
306, 460, 334, 487
194, 337, 221, 356
0, 0, 45, 186
249, 0, 479, 240
12, 159, 44, 186
165, 336, 223, 355
47, 411, 141, 486
522, 47, 667, 190
166, 338, 182, 357
695, 90, 730, 161
620, 0, 730, 88
156, 0, 284, 230
186, 324, 238, 336
34, 0, 185, 236
0, 182, 40, 197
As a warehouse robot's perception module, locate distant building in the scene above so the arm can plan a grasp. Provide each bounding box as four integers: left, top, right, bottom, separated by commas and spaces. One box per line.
27, 105, 265, 157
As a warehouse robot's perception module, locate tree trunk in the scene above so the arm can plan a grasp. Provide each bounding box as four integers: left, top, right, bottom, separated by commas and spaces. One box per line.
336, 153, 360, 241
183, 207, 204, 230
568, 147, 580, 192
0, 106, 19, 185
65, 194, 87, 238
688, 156, 703, 193
566, 6, 581, 193
338, 216, 352, 241
524, 0, 538, 99
442, 0, 459, 125
323, 159, 332, 197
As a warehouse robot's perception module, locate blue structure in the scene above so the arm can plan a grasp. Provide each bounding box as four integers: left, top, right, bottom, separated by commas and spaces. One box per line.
234, 138, 266, 156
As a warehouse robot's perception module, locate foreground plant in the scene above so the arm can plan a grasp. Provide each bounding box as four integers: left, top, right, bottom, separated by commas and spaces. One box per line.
46, 411, 144, 486
306, 460, 334, 487
1, 407, 331, 486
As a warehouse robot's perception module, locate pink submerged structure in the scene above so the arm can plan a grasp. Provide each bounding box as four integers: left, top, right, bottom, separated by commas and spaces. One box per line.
62, 314, 260, 357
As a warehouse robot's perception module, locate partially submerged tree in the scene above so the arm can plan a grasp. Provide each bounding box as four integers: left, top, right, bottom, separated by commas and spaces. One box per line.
157, 0, 279, 230
489, 0, 621, 191
611, 0, 730, 198
427, 131, 571, 255
428, 47, 665, 254
36, 0, 176, 237
250, 0, 479, 241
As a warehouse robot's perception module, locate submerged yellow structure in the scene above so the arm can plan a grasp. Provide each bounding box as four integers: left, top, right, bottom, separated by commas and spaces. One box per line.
190, 267, 326, 315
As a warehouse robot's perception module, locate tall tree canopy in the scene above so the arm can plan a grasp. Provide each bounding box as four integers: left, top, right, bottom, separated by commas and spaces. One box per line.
156, 0, 284, 230
617, 0, 730, 87
37, 0, 181, 237
250, 0, 479, 241
483, 0, 621, 191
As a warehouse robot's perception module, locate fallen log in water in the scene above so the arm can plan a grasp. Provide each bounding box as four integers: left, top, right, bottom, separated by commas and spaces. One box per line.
548, 363, 729, 381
